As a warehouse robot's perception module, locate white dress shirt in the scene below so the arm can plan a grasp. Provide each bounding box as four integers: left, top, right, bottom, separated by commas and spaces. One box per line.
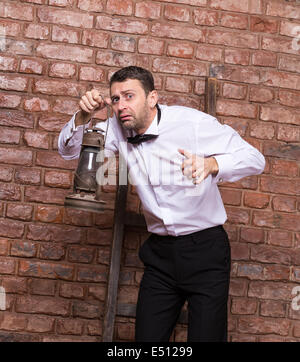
58, 104, 265, 236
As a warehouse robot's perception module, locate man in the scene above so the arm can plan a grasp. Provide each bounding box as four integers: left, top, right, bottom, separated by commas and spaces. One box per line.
58, 66, 265, 342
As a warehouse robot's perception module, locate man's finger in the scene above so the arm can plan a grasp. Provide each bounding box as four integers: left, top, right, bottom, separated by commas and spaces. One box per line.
178, 148, 193, 158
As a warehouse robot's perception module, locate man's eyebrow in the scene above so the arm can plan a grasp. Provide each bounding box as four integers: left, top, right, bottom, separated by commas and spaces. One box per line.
111, 89, 136, 98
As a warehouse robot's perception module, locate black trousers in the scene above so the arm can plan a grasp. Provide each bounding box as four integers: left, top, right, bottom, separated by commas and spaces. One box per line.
135, 225, 231, 342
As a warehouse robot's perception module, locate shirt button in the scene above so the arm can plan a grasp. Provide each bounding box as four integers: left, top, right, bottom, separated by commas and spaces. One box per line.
219, 178, 223, 183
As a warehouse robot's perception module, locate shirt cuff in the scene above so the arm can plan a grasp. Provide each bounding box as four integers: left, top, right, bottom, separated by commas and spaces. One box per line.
212, 154, 234, 183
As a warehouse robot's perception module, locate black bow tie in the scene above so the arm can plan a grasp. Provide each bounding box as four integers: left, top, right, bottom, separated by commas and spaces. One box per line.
127, 134, 158, 144
127, 104, 161, 145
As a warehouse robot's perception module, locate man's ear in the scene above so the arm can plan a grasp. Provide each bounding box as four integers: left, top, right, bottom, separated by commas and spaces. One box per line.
147, 90, 158, 109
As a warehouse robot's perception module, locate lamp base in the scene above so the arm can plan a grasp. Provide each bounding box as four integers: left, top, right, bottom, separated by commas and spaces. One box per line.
64, 193, 106, 213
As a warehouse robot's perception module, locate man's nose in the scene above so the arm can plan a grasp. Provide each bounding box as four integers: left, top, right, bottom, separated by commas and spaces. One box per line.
118, 97, 127, 111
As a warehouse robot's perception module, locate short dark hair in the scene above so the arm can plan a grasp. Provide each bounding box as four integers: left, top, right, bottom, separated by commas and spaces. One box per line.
109, 66, 155, 95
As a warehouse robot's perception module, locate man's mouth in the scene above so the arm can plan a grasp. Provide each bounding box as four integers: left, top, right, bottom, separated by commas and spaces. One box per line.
120, 114, 132, 121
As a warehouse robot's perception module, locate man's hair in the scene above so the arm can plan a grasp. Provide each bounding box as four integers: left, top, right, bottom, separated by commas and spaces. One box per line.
109, 66, 155, 95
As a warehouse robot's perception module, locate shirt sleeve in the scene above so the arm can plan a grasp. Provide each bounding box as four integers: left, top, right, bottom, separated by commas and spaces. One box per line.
195, 115, 265, 183
58, 112, 119, 160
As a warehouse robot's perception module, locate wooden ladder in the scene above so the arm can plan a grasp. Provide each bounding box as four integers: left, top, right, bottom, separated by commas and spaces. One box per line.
102, 77, 217, 341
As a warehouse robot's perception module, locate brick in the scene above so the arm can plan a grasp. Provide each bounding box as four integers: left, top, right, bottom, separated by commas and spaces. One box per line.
240, 227, 265, 244
49, 62, 76, 79
249, 86, 274, 103
36, 43, 93, 63
73, 300, 101, 318
96, 15, 148, 35
77, 266, 107, 282
16, 295, 70, 316
88, 285, 106, 301
152, 58, 207, 76
106, 0, 133, 15
194, 9, 218, 26
36, 150, 78, 170
253, 210, 300, 232
279, 90, 300, 108
53, 99, 79, 115
264, 141, 300, 161
217, 99, 257, 118
39, 243, 65, 260
79, 66, 105, 82
225, 49, 250, 65
0, 2, 34, 21
0, 55, 18, 72
238, 316, 290, 336
237, 262, 263, 279
222, 83, 247, 100
0, 257, 16, 275
111, 36, 136, 52
29, 279, 56, 296
23, 130, 49, 149
0, 20, 22, 37
52, 25, 80, 44
260, 105, 300, 126
0, 147, 32, 166
82, 29, 110, 48
10, 240, 37, 257
0, 182, 21, 201
0, 313, 27, 332
33, 79, 82, 97
35, 205, 64, 223
208, 29, 259, 49
44, 170, 72, 189
211, 64, 260, 84
272, 196, 297, 213
27, 223, 82, 243
250, 16, 278, 33
251, 51, 277, 67
151, 22, 206, 42
260, 300, 286, 318
0, 74, 28, 92
86, 228, 113, 246
250, 244, 292, 265
135, 1, 161, 19
167, 42, 194, 59
49, 0, 73, 6
271, 159, 298, 178
219, 188, 242, 206
266, 1, 300, 20
24, 24, 49, 39
19, 260, 73, 280
231, 297, 257, 314
220, 13, 248, 29
249, 281, 296, 301
37, 8, 93, 28
0, 166, 13, 182
165, 76, 191, 92
15, 168, 41, 185
260, 176, 299, 196
27, 315, 55, 333
229, 277, 248, 297
0, 127, 20, 144
164, 4, 190, 22
279, 55, 300, 73
226, 207, 250, 225
64, 208, 94, 227
118, 285, 139, 304
20, 59, 44, 75
96, 50, 149, 69
262, 35, 299, 56
60, 283, 84, 299
195, 44, 223, 62
4, 39, 34, 56
38, 115, 70, 132
25, 186, 69, 205
68, 246, 94, 263
249, 122, 275, 140
261, 69, 300, 91
6, 204, 33, 221
57, 319, 84, 335
138, 38, 164, 55
244, 191, 270, 209
77, 0, 104, 12
277, 125, 300, 142
24, 99, 50, 113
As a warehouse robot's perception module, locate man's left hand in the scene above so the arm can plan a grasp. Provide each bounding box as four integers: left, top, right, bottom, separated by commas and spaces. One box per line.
178, 149, 219, 184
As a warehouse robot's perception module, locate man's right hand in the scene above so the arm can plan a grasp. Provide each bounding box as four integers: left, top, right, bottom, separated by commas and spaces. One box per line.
75, 89, 111, 128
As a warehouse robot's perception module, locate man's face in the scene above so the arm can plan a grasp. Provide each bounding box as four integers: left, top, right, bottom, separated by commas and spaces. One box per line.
110, 79, 157, 134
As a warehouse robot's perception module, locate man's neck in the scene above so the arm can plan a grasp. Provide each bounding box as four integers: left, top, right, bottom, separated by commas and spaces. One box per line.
135, 107, 158, 135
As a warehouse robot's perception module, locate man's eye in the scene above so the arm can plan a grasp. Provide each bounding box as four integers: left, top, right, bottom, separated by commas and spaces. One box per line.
126, 94, 133, 99
112, 97, 119, 104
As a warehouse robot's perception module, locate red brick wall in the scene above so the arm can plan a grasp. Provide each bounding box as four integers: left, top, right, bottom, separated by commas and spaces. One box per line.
0, 0, 299, 342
